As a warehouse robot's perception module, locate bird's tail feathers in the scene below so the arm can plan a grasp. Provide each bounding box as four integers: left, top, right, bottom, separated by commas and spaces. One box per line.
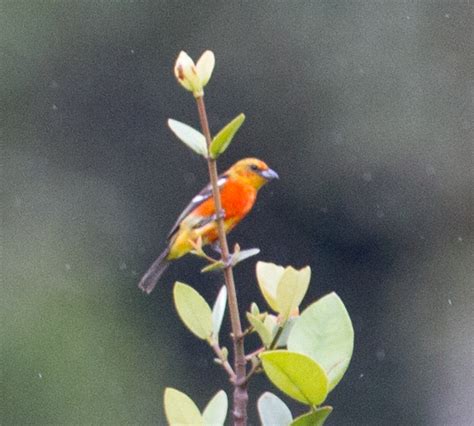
138, 248, 171, 295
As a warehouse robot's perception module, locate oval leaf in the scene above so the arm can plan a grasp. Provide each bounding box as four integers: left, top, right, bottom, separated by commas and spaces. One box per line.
211, 286, 227, 343
256, 261, 285, 312
164, 388, 204, 425
260, 350, 328, 405
209, 113, 245, 159
258, 392, 293, 426
168, 119, 208, 157
287, 292, 354, 392
290, 407, 333, 426
173, 282, 213, 340
276, 266, 311, 321
202, 390, 228, 426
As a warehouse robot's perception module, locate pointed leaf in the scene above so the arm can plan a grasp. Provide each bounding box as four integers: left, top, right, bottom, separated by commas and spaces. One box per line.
287, 292, 354, 392
164, 388, 204, 425
202, 390, 228, 426
260, 350, 328, 405
231, 248, 260, 266
256, 261, 285, 312
276, 266, 311, 321
201, 261, 225, 273
173, 282, 213, 340
258, 392, 293, 426
250, 302, 260, 316
168, 119, 208, 157
290, 407, 333, 426
211, 286, 227, 343
209, 113, 245, 159
247, 312, 273, 347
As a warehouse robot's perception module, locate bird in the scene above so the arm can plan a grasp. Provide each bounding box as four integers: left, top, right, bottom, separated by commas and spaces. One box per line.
138, 157, 279, 294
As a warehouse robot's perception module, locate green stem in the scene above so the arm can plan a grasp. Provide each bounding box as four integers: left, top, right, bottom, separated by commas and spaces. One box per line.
195, 96, 248, 426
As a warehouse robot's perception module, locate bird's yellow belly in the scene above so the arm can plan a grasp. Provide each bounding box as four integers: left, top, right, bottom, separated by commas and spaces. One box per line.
168, 217, 239, 260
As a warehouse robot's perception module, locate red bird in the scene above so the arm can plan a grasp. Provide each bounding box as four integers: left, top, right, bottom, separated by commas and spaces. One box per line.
139, 158, 278, 294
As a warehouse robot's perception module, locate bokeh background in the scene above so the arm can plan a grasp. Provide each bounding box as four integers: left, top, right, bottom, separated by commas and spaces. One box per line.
2, 1, 472, 424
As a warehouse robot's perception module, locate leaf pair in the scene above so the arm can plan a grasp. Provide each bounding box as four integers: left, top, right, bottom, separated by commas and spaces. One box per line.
256, 261, 311, 322
201, 247, 260, 273
168, 114, 245, 159
246, 311, 278, 348
164, 388, 227, 426
287, 292, 354, 392
174, 50, 215, 98
260, 293, 354, 407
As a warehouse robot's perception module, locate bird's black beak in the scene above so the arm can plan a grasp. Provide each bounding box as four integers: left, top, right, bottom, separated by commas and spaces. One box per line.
260, 168, 279, 180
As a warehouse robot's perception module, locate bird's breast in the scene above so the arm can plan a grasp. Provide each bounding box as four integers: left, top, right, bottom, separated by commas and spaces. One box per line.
220, 180, 257, 219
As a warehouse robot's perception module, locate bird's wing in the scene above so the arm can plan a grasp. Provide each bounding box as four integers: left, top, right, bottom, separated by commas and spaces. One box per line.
167, 174, 228, 240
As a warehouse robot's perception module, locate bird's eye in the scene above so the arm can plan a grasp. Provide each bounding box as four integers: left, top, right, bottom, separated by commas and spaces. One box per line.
250, 164, 260, 171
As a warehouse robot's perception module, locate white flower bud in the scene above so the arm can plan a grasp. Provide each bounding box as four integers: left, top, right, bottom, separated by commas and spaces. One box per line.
174, 50, 215, 97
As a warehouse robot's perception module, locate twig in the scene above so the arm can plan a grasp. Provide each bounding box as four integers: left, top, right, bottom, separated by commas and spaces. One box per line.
195, 96, 248, 426
211, 341, 236, 381
245, 347, 264, 361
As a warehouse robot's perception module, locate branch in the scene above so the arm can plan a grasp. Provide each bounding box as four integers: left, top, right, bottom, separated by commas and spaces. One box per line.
195, 96, 248, 426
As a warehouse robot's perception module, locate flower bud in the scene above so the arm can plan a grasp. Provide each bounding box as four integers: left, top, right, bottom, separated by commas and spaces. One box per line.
174, 50, 215, 97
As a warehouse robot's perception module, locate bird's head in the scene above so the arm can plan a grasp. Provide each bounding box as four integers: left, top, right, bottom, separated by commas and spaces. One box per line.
226, 158, 279, 189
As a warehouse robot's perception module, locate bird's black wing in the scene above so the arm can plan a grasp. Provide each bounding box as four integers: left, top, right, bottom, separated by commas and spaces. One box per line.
167, 174, 228, 240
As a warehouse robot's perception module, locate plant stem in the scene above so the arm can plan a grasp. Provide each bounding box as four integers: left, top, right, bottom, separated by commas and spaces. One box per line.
195, 96, 248, 426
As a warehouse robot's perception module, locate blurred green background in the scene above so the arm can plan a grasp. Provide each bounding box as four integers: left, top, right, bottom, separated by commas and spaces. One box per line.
2, 1, 472, 424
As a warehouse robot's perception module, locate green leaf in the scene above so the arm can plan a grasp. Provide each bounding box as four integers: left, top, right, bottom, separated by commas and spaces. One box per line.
276, 266, 311, 320
211, 286, 227, 343
201, 261, 225, 273
264, 314, 279, 345
173, 282, 213, 340
290, 407, 333, 426
164, 388, 204, 425
168, 119, 208, 157
274, 317, 298, 348
287, 292, 354, 392
256, 261, 285, 312
260, 350, 328, 405
258, 392, 293, 426
231, 248, 260, 266
209, 113, 245, 159
246, 312, 273, 347
202, 390, 228, 426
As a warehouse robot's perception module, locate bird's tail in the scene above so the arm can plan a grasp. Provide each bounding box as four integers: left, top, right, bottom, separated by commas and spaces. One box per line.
138, 247, 171, 294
